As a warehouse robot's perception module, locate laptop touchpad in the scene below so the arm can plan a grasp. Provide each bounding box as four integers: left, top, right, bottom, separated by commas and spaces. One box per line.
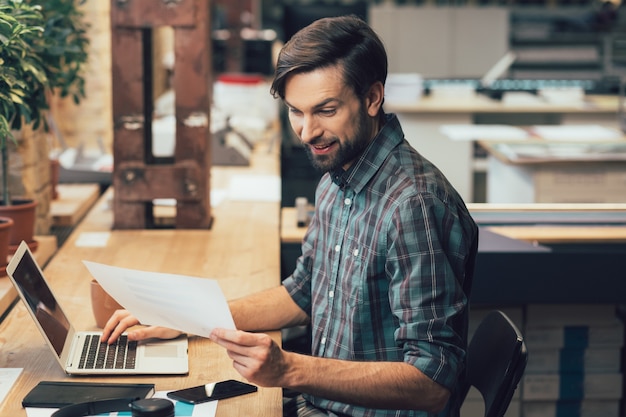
145, 344, 180, 358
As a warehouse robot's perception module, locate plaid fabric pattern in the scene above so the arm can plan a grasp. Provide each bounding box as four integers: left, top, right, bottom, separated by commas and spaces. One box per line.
284, 394, 329, 417
283, 114, 478, 417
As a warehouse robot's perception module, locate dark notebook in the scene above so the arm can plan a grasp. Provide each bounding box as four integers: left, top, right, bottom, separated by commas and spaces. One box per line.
22, 381, 155, 408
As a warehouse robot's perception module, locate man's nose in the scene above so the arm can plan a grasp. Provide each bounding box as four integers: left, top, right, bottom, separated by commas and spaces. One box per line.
299, 115, 322, 144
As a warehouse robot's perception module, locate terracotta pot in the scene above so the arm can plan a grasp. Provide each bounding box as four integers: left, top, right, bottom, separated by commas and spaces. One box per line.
90, 280, 123, 328
0, 199, 38, 253
0, 217, 14, 277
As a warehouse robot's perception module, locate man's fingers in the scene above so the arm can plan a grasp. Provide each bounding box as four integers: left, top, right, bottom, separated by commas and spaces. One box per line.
128, 326, 182, 341
210, 328, 262, 346
101, 310, 135, 343
100, 310, 182, 345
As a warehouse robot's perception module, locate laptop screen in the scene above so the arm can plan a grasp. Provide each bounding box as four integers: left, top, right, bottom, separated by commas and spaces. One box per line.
12, 249, 70, 356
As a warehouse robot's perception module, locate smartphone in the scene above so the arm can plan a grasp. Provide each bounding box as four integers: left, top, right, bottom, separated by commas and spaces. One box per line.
166, 380, 258, 404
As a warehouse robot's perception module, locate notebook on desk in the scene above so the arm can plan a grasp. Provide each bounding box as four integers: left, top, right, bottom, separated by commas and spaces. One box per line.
6, 241, 189, 375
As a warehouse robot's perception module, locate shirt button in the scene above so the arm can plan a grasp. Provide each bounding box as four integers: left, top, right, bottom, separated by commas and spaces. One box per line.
329, 290, 334, 298
334, 245, 340, 252
321, 337, 326, 345
344, 198, 351, 206
353, 249, 359, 257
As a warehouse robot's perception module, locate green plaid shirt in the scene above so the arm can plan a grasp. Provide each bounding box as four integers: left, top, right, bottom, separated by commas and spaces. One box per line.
283, 114, 478, 417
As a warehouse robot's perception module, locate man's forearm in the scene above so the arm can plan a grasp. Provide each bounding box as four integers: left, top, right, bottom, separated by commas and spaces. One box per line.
229, 285, 309, 331
281, 352, 451, 413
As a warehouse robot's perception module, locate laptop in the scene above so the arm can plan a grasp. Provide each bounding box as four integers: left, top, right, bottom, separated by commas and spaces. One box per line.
6, 241, 189, 375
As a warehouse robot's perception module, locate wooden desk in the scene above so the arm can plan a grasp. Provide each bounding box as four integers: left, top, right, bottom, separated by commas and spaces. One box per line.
0, 139, 282, 417
281, 207, 308, 245
484, 226, 626, 244
50, 184, 101, 227
385, 94, 620, 115
468, 203, 626, 244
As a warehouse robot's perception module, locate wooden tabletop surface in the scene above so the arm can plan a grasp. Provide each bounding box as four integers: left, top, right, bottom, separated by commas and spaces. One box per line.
50, 184, 101, 227
0, 136, 283, 417
384, 94, 621, 114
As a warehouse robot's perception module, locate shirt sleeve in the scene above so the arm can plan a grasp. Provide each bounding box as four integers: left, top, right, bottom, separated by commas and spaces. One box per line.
385, 193, 472, 390
282, 213, 317, 317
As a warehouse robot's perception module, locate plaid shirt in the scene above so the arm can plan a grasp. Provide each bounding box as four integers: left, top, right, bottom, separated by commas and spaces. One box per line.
283, 114, 478, 417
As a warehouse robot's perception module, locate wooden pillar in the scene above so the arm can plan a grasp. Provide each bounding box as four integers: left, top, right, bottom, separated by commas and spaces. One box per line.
213, 0, 255, 72
110, 0, 212, 229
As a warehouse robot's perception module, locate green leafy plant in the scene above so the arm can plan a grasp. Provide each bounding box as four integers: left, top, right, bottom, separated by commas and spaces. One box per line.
0, 0, 88, 206
36, 0, 88, 103
0, 0, 46, 206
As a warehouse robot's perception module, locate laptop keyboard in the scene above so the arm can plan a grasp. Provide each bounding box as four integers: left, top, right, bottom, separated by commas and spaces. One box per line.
78, 334, 137, 370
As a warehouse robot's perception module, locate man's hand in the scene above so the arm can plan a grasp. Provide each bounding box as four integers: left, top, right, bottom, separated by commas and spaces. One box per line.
209, 328, 291, 388
101, 309, 182, 344
209, 327, 451, 411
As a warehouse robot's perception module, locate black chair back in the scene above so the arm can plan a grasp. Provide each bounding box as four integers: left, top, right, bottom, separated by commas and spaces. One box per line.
458, 310, 528, 417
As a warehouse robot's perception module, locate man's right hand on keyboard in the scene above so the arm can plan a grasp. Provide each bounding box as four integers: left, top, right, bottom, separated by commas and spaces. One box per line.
101, 309, 183, 344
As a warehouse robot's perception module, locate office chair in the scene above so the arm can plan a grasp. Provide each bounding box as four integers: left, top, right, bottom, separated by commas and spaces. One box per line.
458, 310, 528, 417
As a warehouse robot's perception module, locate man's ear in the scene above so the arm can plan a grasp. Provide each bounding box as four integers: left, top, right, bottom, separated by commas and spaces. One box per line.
365, 81, 384, 117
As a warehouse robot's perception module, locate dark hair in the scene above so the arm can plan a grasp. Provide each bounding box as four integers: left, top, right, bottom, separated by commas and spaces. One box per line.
270, 15, 388, 102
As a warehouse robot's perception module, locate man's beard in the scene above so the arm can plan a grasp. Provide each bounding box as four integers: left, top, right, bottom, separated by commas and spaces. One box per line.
303, 105, 371, 173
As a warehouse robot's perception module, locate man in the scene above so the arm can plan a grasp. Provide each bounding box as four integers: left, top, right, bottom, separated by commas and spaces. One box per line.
102, 15, 478, 417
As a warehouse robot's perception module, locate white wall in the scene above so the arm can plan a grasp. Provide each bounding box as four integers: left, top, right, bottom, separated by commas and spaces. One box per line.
369, 5, 510, 78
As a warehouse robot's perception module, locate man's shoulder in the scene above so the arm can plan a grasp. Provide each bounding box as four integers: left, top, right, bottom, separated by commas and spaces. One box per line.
377, 147, 473, 219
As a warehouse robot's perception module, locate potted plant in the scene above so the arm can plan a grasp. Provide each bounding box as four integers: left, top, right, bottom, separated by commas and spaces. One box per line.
0, 0, 46, 257
0, 0, 88, 253
0, 215, 12, 275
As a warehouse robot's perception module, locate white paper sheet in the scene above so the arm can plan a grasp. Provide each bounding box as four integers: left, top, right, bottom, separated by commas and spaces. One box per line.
439, 124, 530, 141
25, 390, 218, 417
0, 368, 22, 405
82, 261, 235, 338
531, 125, 623, 141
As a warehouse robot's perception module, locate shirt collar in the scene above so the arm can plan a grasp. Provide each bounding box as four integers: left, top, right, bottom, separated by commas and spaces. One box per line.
329, 168, 348, 188
331, 114, 403, 194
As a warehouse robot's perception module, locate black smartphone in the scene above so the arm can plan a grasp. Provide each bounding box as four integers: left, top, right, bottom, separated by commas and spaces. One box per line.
166, 380, 258, 404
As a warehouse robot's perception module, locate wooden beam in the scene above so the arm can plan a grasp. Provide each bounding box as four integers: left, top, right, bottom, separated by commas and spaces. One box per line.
111, 0, 196, 28
111, 0, 211, 229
